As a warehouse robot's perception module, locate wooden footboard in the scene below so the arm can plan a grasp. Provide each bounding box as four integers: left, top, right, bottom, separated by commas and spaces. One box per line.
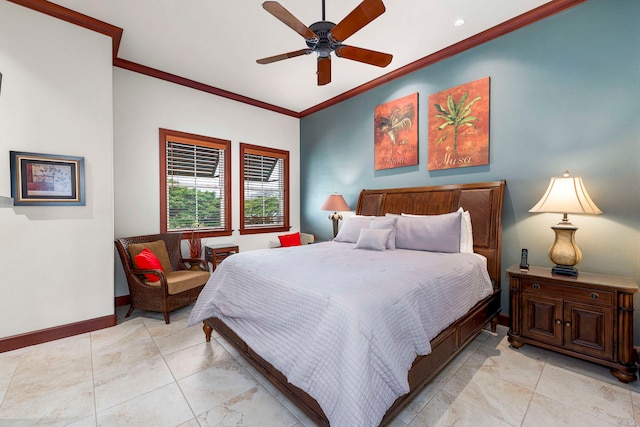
203, 289, 500, 426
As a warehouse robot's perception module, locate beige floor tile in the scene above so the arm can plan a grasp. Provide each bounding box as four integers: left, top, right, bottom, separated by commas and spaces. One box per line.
66, 415, 97, 427
468, 340, 545, 390
177, 419, 201, 427
0, 380, 94, 427
408, 390, 512, 427
92, 336, 161, 380
90, 318, 150, 354
142, 313, 190, 339
178, 352, 260, 416
544, 350, 633, 390
442, 363, 533, 425
197, 385, 300, 426
0, 351, 21, 380
536, 364, 635, 426
5, 354, 93, 405
93, 354, 175, 412
631, 390, 640, 425
166, 339, 232, 381
152, 322, 207, 356
246, 369, 311, 422
97, 383, 194, 427
393, 378, 444, 424
14, 333, 91, 374
0, 376, 11, 405
523, 392, 618, 427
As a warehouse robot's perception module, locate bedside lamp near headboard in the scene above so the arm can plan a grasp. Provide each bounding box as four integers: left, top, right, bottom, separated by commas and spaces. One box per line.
529, 171, 602, 276
321, 193, 351, 238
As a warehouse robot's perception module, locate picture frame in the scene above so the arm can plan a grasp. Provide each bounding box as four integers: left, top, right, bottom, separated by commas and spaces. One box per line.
10, 151, 85, 206
428, 77, 490, 171
374, 92, 418, 171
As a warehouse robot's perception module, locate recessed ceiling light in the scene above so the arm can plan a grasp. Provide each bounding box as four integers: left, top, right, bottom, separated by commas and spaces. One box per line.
454, 18, 466, 27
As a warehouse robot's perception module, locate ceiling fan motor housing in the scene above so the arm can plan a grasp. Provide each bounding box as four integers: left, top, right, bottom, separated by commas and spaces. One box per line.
307, 21, 339, 57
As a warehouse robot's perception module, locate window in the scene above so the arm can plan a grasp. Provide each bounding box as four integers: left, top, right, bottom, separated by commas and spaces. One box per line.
240, 143, 290, 235
160, 129, 231, 237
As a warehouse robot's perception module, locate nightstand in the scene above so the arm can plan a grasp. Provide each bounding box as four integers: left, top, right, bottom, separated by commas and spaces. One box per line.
204, 244, 239, 271
507, 265, 639, 383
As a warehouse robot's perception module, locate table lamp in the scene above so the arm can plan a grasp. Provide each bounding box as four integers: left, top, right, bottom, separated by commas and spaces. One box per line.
321, 193, 350, 238
529, 171, 602, 276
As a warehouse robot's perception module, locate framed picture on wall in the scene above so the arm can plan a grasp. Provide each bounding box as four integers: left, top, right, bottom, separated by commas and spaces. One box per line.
428, 77, 490, 171
10, 151, 85, 206
374, 92, 418, 170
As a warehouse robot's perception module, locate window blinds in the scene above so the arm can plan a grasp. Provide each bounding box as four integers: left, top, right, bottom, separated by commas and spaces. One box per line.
166, 141, 226, 231
243, 152, 284, 228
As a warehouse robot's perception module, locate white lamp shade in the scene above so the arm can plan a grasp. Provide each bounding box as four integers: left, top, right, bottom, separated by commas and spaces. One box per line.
529, 173, 602, 215
321, 194, 350, 212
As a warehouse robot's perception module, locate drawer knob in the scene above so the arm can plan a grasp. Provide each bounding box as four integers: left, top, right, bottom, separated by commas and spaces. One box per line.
590, 292, 599, 300
532, 283, 540, 290
565, 322, 571, 328
556, 319, 562, 325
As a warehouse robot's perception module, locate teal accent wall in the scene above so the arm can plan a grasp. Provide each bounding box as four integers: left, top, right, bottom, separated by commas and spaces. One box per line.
300, 0, 640, 336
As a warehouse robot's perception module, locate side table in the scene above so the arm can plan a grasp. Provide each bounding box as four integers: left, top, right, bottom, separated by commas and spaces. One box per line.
204, 244, 239, 271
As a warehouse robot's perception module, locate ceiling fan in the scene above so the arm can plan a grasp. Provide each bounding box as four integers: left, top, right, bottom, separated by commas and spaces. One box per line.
257, 0, 393, 86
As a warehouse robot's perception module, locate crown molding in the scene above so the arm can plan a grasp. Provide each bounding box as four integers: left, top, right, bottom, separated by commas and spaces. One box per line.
10, 0, 586, 118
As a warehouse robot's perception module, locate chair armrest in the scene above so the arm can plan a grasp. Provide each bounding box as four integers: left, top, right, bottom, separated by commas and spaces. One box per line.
131, 268, 170, 292
181, 258, 210, 272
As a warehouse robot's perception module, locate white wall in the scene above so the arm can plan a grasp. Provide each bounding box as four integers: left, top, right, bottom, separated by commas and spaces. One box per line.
0, 3, 115, 337
113, 69, 300, 296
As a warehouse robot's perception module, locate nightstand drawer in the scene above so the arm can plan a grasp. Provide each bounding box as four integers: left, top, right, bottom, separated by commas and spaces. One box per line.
521, 278, 613, 306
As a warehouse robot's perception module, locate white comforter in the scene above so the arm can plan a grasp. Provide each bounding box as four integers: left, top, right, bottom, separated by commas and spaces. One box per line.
188, 241, 493, 427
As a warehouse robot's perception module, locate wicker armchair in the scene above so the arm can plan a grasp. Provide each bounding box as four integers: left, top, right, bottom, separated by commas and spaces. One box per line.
115, 232, 210, 324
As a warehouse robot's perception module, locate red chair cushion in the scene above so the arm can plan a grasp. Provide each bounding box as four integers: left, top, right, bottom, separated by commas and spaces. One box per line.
134, 248, 164, 282
278, 232, 301, 247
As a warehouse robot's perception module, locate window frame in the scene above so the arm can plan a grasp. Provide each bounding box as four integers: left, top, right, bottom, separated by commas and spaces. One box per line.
160, 128, 232, 238
240, 143, 290, 235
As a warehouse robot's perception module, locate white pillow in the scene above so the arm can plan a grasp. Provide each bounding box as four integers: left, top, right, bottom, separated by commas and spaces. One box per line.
401, 208, 473, 253
354, 228, 392, 251
334, 216, 373, 243
396, 211, 462, 253
458, 207, 474, 253
369, 216, 398, 250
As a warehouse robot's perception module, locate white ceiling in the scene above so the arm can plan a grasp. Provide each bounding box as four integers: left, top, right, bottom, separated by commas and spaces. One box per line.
49, 0, 552, 113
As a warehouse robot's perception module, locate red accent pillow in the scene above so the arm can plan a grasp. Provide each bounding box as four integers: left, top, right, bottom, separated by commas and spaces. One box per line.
278, 232, 301, 247
133, 248, 164, 282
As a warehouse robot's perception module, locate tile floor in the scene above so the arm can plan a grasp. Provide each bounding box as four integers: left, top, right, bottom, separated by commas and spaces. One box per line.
1, 305, 639, 426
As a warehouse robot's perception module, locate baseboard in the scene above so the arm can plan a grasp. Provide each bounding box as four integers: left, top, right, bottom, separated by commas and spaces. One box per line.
115, 295, 131, 307
0, 314, 116, 353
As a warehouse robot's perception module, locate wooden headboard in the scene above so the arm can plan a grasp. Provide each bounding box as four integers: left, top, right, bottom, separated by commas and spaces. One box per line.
356, 180, 506, 290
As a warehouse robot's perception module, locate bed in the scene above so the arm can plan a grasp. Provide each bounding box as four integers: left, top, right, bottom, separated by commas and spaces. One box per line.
190, 180, 505, 426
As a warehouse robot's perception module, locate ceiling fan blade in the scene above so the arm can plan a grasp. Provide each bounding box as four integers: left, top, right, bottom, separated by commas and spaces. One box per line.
257, 49, 312, 64
330, 0, 386, 43
335, 45, 392, 67
317, 57, 331, 86
262, 1, 318, 41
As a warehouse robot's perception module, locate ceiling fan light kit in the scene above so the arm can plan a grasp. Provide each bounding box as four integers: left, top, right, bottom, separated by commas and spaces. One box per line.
258, 0, 393, 86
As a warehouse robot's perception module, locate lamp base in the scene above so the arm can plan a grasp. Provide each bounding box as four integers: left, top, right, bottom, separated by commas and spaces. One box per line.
328, 211, 342, 239
331, 217, 339, 238
552, 264, 578, 277
548, 221, 581, 277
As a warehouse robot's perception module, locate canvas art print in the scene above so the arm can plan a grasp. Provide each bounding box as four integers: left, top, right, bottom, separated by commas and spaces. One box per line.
374, 92, 418, 170
428, 77, 490, 171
